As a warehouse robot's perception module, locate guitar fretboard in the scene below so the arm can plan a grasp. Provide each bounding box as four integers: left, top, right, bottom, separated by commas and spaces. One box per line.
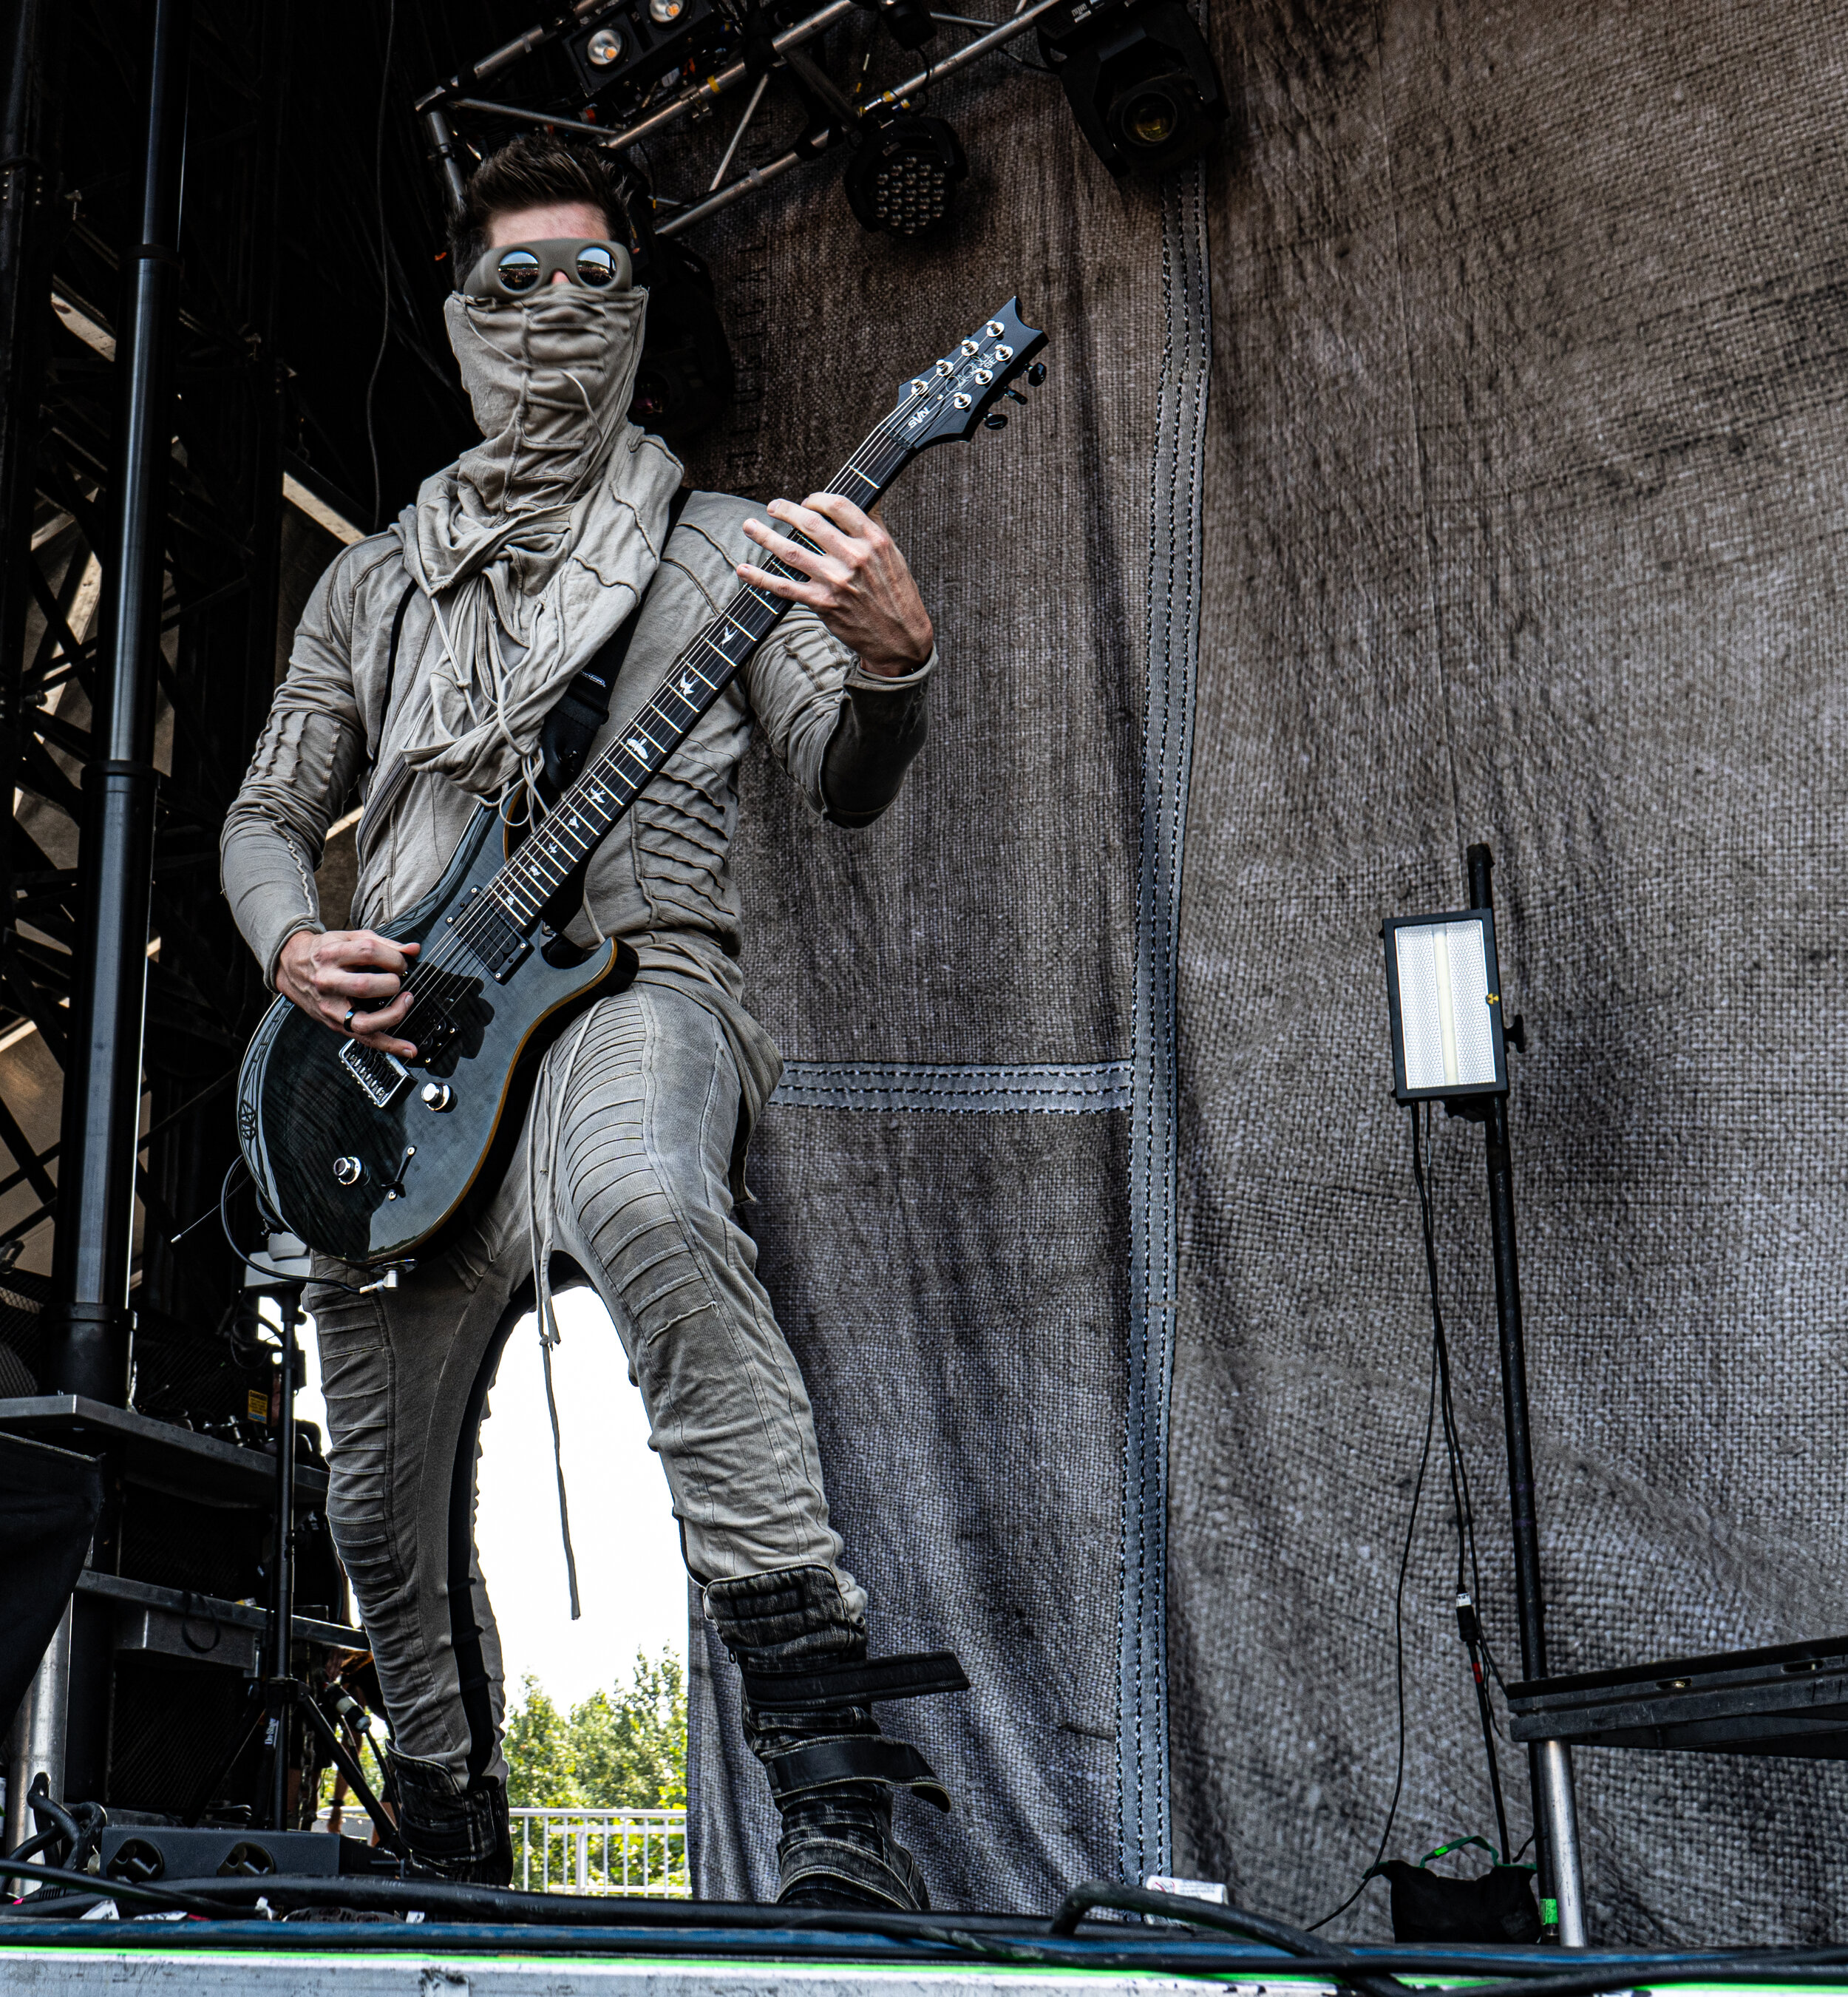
400, 426, 915, 1008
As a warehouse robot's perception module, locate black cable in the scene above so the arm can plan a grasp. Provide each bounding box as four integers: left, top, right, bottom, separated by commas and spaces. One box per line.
364, 0, 401, 533
1, 1778, 97, 1877
1419, 1111, 1506, 1695
22, 1786, 79, 1861
215, 1156, 377, 1297
1051, 1882, 1409, 1996
1307, 1276, 1442, 1931
13, 1885, 1848, 1997
10, 1861, 1848, 1997
0, 1864, 222, 1918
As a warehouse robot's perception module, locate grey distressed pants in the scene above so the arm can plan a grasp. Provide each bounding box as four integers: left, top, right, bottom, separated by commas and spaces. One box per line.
307, 978, 863, 1786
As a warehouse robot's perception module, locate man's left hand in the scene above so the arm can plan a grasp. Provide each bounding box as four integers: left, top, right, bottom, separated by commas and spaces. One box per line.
738, 495, 934, 678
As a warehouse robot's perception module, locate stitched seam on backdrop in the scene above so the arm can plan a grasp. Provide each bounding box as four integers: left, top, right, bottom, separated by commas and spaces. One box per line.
1121, 157, 1210, 1887
769, 1059, 1132, 1113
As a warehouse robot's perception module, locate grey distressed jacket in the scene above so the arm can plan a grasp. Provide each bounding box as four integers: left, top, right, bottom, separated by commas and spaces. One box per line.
221, 490, 931, 1000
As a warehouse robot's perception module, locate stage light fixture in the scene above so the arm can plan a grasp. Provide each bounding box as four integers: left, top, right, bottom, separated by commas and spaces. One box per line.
843, 114, 967, 237
1038, 0, 1227, 176
564, 0, 726, 103
1381, 908, 1509, 1105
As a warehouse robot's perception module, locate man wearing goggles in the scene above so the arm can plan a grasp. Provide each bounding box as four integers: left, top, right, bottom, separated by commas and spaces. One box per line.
222, 135, 946, 1910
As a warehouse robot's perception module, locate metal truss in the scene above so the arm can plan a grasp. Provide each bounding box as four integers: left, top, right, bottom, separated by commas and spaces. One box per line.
416, 0, 1053, 239
0, 0, 317, 1331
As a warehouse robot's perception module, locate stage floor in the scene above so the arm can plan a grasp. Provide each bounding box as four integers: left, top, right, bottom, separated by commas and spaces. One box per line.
0, 1942, 1312, 1993
1, 1927, 1843, 1997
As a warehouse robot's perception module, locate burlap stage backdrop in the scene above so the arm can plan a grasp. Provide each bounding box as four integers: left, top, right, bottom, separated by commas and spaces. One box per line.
670, 0, 1848, 1943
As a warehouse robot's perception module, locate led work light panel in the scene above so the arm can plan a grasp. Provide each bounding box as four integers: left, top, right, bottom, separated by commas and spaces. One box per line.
1382, 909, 1507, 1103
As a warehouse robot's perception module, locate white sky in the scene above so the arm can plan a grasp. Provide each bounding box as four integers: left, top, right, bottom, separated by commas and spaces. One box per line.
294, 1286, 689, 1712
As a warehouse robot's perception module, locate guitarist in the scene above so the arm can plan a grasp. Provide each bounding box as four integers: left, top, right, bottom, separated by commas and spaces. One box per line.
221, 134, 951, 1908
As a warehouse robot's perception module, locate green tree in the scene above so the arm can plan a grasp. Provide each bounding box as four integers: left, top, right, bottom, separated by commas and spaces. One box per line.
571, 1652, 687, 1809
503, 1651, 687, 1811
503, 1675, 585, 1808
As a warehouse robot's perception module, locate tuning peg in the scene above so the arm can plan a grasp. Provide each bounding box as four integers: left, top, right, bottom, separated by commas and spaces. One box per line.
982, 413, 1008, 430
1005, 387, 1027, 404
1027, 362, 1047, 387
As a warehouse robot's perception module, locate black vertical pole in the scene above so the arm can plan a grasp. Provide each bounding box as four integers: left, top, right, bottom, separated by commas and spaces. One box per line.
1467, 844, 1549, 1686
1467, 844, 1586, 1942
44, 0, 188, 1403
266, 1289, 301, 1828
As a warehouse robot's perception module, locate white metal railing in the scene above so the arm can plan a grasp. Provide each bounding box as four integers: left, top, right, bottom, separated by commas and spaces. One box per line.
511, 1807, 688, 1896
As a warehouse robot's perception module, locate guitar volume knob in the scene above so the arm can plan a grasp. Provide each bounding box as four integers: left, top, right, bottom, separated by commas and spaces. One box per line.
420, 1083, 454, 1113
333, 1156, 364, 1186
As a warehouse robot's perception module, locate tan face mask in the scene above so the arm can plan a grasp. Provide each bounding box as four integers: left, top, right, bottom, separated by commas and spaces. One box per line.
444, 283, 651, 518
393, 282, 684, 801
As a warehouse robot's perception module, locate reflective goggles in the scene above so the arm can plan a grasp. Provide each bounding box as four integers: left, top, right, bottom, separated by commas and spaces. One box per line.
459, 237, 634, 301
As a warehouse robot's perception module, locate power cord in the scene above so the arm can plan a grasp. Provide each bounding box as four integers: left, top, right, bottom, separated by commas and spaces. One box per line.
1, 1777, 106, 1890
171, 1158, 385, 1298
1306, 1265, 1441, 1930
1310, 1102, 1523, 1930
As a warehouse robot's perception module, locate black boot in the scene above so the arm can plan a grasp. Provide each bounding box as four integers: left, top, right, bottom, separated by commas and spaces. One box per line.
389, 1754, 513, 1886
706, 1566, 964, 1913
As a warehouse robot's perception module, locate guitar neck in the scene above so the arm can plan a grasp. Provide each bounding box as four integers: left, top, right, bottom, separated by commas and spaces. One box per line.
489, 424, 917, 931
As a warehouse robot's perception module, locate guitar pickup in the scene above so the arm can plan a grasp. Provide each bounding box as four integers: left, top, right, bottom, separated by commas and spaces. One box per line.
450, 889, 533, 983
339, 1040, 414, 1109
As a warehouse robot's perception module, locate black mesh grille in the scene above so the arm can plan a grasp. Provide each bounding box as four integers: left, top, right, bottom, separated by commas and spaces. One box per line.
118, 1485, 268, 1601
108, 1659, 258, 1816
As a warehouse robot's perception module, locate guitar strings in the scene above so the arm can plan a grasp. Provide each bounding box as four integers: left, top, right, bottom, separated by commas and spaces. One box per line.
393, 385, 933, 1005
389, 401, 931, 1021
380, 307, 1032, 1031
389, 551, 803, 1016
372, 396, 928, 1037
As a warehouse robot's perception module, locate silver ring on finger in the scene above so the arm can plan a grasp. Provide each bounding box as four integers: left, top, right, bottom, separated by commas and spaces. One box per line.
344, 1006, 358, 1033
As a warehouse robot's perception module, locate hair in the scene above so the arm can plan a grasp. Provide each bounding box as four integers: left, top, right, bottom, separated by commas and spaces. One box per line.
450, 133, 639, 285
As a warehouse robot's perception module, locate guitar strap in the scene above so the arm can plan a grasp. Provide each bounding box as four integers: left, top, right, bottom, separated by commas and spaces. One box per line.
537, 484, 694, 803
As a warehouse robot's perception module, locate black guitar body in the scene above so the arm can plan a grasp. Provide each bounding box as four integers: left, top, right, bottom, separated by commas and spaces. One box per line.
237, 803, 635, 1268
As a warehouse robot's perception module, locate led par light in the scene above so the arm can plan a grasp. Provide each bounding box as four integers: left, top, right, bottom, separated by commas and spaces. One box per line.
1038, 0, 1227, 176
565, 0, 726, 103
843, 115, 968, 237
1382, 909, 1509, 1105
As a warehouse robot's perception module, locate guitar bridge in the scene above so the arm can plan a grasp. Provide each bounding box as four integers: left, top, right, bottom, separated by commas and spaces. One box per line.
339, 1039, 414, 1109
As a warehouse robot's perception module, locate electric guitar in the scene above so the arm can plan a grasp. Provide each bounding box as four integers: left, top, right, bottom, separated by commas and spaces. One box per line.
237, 298, 1047, 1267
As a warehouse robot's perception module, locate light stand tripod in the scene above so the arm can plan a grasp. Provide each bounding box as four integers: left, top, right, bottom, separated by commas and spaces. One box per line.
186, 1241, 404, 1857
1381, 844, 1587, 1945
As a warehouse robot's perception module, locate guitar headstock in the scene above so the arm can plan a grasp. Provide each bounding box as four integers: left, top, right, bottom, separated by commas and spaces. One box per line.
888, 297, 1049, 451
